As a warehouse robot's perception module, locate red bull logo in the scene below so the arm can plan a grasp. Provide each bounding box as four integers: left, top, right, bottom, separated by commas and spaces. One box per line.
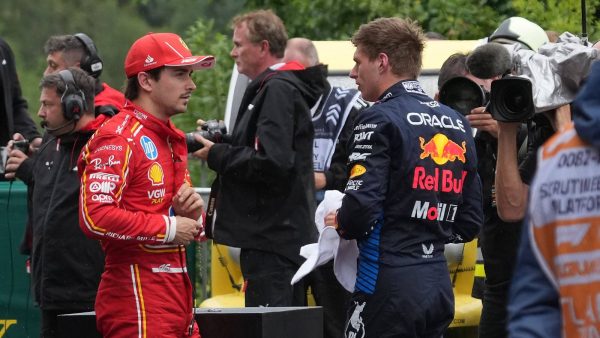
419, 134, 466, 165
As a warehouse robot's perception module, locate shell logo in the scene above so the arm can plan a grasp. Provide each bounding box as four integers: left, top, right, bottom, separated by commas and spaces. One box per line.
148, 162, 164, 186
349, 164, 367, 179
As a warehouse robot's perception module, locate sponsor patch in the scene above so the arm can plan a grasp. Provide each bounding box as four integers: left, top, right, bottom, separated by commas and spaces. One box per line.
349, 164, 367, 179
407, 112, 465, 132
411, 200, 458, 222
89, 172, 120, 182
419, 134, 466, 165
148, 162, 164, 186
140, 136, 158, 160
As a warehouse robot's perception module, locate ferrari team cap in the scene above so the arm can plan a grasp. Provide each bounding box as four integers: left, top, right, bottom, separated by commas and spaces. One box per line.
124, 32, 215, 78
489, 17, 549, 51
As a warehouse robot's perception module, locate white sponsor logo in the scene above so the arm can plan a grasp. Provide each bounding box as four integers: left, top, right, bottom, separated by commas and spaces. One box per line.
348, 152, 371, 161
91, 194, 114, 203
420, 101, 440, 108
557, 223, 590, 246
345, 179, 363, 191
406, 112, 465, 133
402, 81, 425, 94
90, 155, 121, 170
89, 181, 116, 194
93, 144, 123, 153
411, 200, 458, 222
354, 123, 377, 131
344, 301, 366, 338
89, 172, 120, 182
354, 131, 374, 142
422, 243, 434, 258
151, 264, 187, 273
147, 188, 166, 199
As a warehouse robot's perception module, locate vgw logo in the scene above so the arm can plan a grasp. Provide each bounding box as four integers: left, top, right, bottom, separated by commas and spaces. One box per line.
0, 319, 17, 338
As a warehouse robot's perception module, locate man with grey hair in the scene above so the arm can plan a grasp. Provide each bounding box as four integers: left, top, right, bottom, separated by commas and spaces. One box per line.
193, 10, 326, 307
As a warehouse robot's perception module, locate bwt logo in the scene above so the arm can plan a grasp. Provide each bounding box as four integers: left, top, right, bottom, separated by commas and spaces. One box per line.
354, 131, 374, 142
419, 134, 466, 165
0, 319, 17, 338
411, 200, 458, 222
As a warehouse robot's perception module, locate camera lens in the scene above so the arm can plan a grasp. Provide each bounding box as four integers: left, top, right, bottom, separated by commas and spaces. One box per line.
503, 87, 528, 114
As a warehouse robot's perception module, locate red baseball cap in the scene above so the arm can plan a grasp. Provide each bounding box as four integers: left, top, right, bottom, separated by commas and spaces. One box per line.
124, 32, 215, 78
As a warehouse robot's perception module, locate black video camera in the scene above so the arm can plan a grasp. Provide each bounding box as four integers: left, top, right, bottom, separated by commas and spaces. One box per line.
0, 139, 29, 174
439, 76, 488, 116
185, 120, 227, 153
488, 76, 535, 122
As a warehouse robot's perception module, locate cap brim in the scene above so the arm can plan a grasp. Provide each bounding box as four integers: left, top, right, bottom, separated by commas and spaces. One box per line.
165, 55, 215, 70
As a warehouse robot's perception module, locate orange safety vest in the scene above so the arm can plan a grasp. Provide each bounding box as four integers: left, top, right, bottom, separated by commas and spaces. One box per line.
528, 125, 600, 337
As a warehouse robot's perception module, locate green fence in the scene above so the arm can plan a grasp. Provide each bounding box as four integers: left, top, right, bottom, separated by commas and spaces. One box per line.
0, 181, 39, 338
0, 181, 211, 337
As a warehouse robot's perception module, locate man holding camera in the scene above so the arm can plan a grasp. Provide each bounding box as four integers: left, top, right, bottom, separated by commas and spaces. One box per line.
464, 17, 579, 338
4, 67, 106, 337
0, 37, 41, 177
193, 10, 324, 307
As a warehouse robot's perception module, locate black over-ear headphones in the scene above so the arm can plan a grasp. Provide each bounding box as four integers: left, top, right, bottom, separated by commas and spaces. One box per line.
74, 33, 103, 78
58, 69, 87, 121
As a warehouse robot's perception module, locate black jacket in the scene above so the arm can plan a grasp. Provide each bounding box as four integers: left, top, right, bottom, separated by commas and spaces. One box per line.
17, 124, 104, 311
0, 37, 39, 146
208, 64, 326, 264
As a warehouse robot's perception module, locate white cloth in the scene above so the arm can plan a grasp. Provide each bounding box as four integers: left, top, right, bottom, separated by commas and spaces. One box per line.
291, 190, 358, 292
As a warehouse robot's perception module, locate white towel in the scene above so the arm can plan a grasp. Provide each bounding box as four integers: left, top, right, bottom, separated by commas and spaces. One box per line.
291, 190, 358, 292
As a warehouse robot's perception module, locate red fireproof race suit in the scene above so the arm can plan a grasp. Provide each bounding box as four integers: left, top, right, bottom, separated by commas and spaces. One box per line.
78, 102, 200, 337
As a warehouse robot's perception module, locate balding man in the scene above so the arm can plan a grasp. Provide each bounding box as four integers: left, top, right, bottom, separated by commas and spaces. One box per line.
284, 37, 367, 338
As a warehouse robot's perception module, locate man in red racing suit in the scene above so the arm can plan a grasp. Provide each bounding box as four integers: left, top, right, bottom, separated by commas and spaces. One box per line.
78, 32, 214, 337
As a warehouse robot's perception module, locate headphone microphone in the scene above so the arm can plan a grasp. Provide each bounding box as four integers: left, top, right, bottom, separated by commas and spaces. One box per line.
42, 119, 76, 132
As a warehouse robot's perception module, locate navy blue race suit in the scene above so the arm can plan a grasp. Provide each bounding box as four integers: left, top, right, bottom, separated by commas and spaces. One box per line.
337, 80, 483, 338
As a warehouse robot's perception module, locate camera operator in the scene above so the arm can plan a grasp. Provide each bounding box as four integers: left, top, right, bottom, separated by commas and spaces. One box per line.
464, 17, 577, 338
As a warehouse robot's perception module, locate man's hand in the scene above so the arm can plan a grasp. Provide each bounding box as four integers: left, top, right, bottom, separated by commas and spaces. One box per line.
314, 172, 327, 190
4, 135, 29, 180
324, 210, 338, 229
171, 216, 202, 246
191, 133, 214, 161
466, 106, 499, 138
172, 183, 204, 221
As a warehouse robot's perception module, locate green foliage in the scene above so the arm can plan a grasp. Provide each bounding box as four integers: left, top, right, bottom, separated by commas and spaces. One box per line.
171, 19, 235, 187
511, 0, 600, 41
245, 0, 511, 40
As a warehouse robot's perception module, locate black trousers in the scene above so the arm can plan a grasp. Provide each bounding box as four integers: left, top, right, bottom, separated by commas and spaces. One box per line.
478, 218, 523, 338
40, 308, 87, 338
240, 248, 306, 307
309, 261, 352, 338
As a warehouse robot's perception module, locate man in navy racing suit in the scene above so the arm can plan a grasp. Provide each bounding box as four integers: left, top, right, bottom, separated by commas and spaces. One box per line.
327, 18, 483, 338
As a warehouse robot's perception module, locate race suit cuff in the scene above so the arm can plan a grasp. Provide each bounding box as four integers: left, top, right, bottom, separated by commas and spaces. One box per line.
164, 216, 177, 243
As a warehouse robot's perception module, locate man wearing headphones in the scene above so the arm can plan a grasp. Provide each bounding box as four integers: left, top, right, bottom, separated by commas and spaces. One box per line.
43, 33, 125, 115
4, 67, 105, 338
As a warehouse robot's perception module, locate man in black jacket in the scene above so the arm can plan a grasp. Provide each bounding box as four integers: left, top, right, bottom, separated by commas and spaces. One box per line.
4, 68, 105, 338
0, 37, 40, 164
193, 9, 325, 307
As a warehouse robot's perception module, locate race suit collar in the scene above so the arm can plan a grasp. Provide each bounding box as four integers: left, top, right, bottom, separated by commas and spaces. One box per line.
377, 79, 427, 103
